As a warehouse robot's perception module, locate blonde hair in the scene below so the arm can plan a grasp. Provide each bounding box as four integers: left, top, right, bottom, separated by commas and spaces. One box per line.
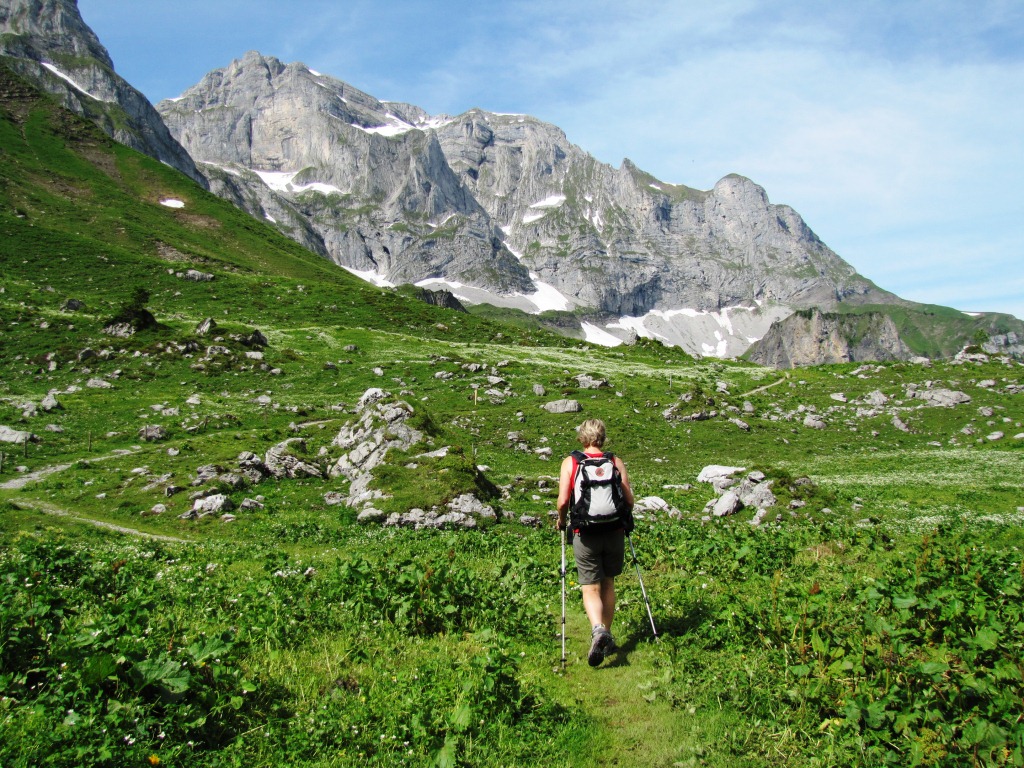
577, 418, 606, 448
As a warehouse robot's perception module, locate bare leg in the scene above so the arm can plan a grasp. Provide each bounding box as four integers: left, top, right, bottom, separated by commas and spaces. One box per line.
600, 577, 616, 629
581, 583, 604, 629
581, 577, 616, 631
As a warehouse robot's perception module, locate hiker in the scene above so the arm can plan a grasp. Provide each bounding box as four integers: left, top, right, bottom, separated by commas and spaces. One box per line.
556, 418, 635, 666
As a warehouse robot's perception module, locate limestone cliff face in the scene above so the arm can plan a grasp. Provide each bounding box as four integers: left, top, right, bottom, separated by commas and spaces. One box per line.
745, 309, 912, 368
0, 0, 204, 186
158, 52, 532, 294
158, 52, 895, 315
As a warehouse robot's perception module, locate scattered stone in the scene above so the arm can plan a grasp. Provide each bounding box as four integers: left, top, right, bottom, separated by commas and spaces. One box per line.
542, 399, 582, 414
892, 416, 912, 433
0, 425, 39, 444
138, 425, 167, 442
41, 393, 62, 412
519, 515, 542, 527
912, 388, 971, 408
712, 491, 742, 517
239, 498, 265, 511
729, 418, 751, 431
45, 424, 63, 433
803, 415, 827, 430
265, 438, 323, 479
179, 269, 214, 282
86, 378, 113, 389
61, 298, 85, 311
196, 317, 217, 335
987, 432, 1004, 442
533, 384, 546, 396
575, 374, 610, 389
862, 390, 889, 406
697, 465, 746, 484
830, 393, 847, 402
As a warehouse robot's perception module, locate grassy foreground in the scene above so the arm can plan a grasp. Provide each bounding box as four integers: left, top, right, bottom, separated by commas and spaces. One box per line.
2, 60, 1024, 767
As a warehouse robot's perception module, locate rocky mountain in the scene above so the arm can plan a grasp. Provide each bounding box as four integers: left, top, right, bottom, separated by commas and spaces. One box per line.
4, 6, 1019, 362
0, 0, 204, 186
156, 51, 901, 356
745, 309, 912, 368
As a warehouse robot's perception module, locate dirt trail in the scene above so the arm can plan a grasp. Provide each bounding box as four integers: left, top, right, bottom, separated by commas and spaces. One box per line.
9, 498, 190, 543
739, 373, 789, 397
556, 606, 692, 766
0, 449, 138, 491
2, 451, 189, 543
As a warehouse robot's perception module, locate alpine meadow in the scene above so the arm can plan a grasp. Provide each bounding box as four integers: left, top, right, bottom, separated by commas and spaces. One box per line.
3, 23, 1024, 768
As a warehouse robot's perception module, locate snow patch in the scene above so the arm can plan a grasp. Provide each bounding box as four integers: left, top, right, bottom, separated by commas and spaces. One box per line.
530, 195, 566, 209
253, 170, 342, 196
520, 276, 571, 312
582, 323, 624, 346
343, 267, 395, 288
41, 62, 109, 102
159, 199, 185, 209
522, 211, 547, 224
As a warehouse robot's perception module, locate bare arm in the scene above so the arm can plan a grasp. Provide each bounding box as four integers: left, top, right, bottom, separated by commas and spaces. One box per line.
615, 456, 635, 509
555, 455, 574, 529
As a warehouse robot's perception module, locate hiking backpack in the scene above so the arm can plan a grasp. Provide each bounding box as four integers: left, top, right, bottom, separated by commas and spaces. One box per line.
569, 450, 632, 531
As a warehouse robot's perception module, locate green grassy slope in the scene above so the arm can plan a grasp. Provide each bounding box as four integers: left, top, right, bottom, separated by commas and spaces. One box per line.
2, 62, 1024, 767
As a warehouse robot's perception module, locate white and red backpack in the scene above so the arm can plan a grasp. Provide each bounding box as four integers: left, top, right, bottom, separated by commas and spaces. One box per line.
569, 450, 632, 531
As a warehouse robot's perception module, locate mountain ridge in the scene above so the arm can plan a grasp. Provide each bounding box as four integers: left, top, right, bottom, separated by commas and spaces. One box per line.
3, 3, 1021, 361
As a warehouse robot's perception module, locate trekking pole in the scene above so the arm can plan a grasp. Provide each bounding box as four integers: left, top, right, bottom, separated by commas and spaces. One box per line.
627, 534, 659, 640
560, 528, 567, 669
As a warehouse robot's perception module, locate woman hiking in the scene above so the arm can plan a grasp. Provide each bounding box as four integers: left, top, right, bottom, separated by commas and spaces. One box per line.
556, 418, 635, 667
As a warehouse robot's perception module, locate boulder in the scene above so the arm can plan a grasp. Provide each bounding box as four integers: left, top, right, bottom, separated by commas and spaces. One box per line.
138, 425, 167, 442
913, 388, 971, 408
697, 465, 746, 484
0, 425, 39, 444
196, 317, 217, 335
575, 374, 610, 389
41, 393, 63, 412
712, 491, 742, 517
542, 399, 583, 414
265, 438, 323, 479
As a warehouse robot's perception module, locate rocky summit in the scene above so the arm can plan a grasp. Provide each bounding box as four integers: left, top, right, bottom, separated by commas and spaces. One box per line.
0, 0, 204, 186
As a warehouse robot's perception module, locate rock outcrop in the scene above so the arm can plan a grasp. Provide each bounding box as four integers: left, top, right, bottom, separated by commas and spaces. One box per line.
745, 308, 912, 368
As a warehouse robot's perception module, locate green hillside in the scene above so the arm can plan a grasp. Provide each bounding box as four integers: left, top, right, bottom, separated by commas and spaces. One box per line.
2, 63, 1024, 767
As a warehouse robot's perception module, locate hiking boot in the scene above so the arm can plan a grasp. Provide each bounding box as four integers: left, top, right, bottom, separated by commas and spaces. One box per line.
588, 626, 612, 667
602, 634, 618, 658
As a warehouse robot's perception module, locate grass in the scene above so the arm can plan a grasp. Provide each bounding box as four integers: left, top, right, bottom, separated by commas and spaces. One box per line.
2, 59, 1024, 766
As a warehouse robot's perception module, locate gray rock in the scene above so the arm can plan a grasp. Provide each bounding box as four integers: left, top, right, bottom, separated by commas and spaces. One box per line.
542, 399, 582, 414
86, 378, 113, 389
265, 438, 323, 479
192, 494, 234, 516
0, 425, 39, 444
803, 415, 827, 430
729, 418, 751, 431
533, 384, 546, 396
892, 416, 912, 433
913, 388, 971, 408
196, 317, 217, 335
987, 432, 1004, 442
138, 425, 167, 442
41, 393, 62, 412
575, 374, 610, 389
713, 491, 742, 517
697, 465, 746, 484
180, 269, 214, 282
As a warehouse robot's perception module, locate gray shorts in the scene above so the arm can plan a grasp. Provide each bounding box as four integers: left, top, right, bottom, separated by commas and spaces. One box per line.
572, 527, 625, 585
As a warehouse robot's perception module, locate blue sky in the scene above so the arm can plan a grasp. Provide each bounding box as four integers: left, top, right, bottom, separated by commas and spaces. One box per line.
77, 0, 1024, 320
